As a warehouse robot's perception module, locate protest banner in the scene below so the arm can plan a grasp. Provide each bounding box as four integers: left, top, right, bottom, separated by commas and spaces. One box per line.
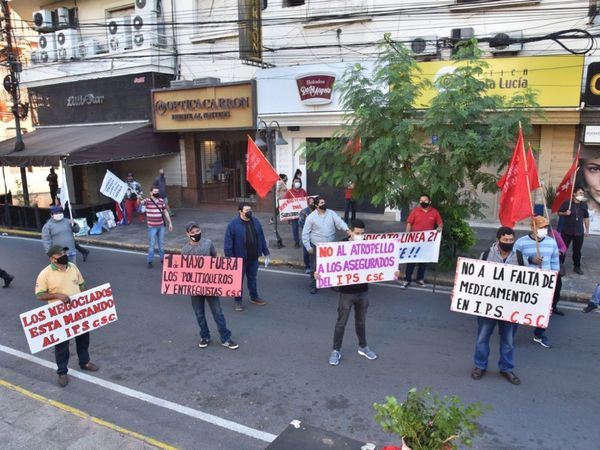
161, 254, 243, 297
100, 170, 128, 203
450, 257, 557, 328
278, 197, 308, 221
315, 239, 399, 288
20, 283, 117, 354
363, 230, 442, 264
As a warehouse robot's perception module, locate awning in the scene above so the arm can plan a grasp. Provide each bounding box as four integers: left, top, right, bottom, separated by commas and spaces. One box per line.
0, 123, 179, 167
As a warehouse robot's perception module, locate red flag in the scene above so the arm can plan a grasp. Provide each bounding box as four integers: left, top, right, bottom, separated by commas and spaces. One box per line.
246, 136, 279, 198
497, 128, 532, 227
526, 145, 540, 191
551, 149, 580, 212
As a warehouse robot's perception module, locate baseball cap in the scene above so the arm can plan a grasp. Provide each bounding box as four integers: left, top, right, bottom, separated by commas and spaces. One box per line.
186, 221, 200, 233
50, 206, 64, 214
47, 245, 69, 257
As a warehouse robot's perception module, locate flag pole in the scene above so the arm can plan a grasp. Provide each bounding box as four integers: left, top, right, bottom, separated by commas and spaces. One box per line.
567, 144, 581, 211
520, 123, 540, 258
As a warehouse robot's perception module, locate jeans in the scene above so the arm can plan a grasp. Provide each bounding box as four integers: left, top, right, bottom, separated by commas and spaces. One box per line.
405, 263, 426, 282
561, 233, 584, 268
474, 317, 517, 372
309, 244, 317, 289
302, 245, 310, 270
591, 284, 600, 306
290, 219, 300, 245
147, 226, 165, 263
333, 292, 369, 350
235, 258, 259, 305
191, 296, 231, 343
344, 199, 356, 223
55, 332, 90, 375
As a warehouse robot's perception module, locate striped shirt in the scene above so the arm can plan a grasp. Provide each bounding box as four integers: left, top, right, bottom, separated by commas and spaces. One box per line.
514, 234, 559, 271
142, 197, 166, 228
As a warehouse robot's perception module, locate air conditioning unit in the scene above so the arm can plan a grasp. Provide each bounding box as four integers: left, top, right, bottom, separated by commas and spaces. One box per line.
56, 29, 80, 61
489, 30, 523, 54
32, 10, 55, 32
409, 36, 438, 57
132, 12, 167, 49
38, 32, 57, 63
30, 51, 41, 65
55, 7, 69, 30
106, 16, 133, 53
135, 0, 163, 15
77, 39, 102, 59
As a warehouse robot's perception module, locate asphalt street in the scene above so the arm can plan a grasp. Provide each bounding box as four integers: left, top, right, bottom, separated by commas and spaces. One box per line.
1, 235, 599, 450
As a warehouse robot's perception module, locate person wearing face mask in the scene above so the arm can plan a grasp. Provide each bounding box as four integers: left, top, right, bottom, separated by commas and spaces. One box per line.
401, 194, 443, 288
124, 172, 144, 224
182, 222, 238, 350
284, 178, 308, 248
471, 227, 523, 385
141, 186, 173, 268
35, 246, 99, 387
224, 203, 270, 311
514, 215, 560, 349
302, 196, 350, 294
558, 186, 589, 275
298, 196, 316, 274
41, 206, 80, 264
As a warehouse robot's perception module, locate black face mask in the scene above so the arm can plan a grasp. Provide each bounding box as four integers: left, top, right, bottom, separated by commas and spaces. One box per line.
190, 233, 201, 242
318, 204, 327, 211
420, 202, 430, 208
244, 211, 253, 219
498, 242, 514, 252
152, 193, 160, 198
56, 255, 69, 265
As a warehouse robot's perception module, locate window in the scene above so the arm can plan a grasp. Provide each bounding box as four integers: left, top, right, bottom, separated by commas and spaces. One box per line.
283, 0, 305, 7
105, 5, 135, 19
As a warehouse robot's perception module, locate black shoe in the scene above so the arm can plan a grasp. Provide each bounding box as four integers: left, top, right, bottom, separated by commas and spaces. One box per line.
82, 250, 90, 262
147, 262, 153, 268
2, 274, 14, 288
552, 308, 565, 316
471, 368, 485, 380
583, 303, 598, 313
501, 371, 521, 385
310, 287, 317, 295
294, 242, 300, 248
574, 266, 584, 275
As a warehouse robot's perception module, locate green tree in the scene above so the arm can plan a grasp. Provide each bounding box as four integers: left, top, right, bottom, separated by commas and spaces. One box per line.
304, 36, 539, 267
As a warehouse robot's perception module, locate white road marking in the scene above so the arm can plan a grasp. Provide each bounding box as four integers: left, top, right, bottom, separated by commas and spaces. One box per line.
0, 344, 277, 443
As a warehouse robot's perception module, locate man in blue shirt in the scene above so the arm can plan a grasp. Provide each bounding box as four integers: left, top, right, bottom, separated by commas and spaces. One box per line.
514, 215, 560, 349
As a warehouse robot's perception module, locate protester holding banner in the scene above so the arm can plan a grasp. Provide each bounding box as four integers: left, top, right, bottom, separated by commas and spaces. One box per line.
514, 216, 560, 348
302, 196, 350, 295
298, 197, 316, 274
402, 195, 443, 288
471, 227, 522, 385
124, 172, 144, 224
42, 206, 80, 264
142, 186, 173, 268
0, 267, 14, 288
284, 179, 308, 248
558, 187, 589, 275
327, 219, 378, 366
224, 203, 270, 311
182, 222, 238, 350
34, 245, 99, 387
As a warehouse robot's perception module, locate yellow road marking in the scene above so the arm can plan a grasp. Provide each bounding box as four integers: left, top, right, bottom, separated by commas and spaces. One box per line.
0, 379, 179, 450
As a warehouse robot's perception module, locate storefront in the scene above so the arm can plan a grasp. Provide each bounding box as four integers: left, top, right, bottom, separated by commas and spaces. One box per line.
151, 81, 259, 208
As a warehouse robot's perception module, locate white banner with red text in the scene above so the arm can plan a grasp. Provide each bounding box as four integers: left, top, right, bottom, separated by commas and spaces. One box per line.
363, 230, 441, 264
278, 197, 308, 221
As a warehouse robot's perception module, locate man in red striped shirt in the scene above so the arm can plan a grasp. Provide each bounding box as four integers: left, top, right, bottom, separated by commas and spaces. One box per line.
142, 186, 173, 268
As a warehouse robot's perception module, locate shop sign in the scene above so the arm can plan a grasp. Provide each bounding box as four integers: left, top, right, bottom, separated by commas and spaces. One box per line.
584, 61, 600, 107
238, 0, 262, 64
417, 55, 584, 108
295, 74, 335, 105
152, 82, 255, 131
584, 125, 600, 144
66, 93, 105, 107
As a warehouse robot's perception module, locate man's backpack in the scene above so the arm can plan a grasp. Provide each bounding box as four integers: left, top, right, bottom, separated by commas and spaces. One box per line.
481, 248, 524, 266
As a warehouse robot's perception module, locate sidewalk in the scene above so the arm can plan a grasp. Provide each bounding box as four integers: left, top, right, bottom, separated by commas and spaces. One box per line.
1, 206, 597, 303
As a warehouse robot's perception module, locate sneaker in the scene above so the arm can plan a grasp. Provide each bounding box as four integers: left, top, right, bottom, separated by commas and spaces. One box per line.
305, 268, 311, 274
234, 304, 244, 312
583, 303, 598, 313
250, 298, 267, 306
400, 281, 411, 289
358, 346, 377, 360
416, 279, 425, 287
329, 350, 341, 366
198, 338, 210, 348
147, 262, 153, 268
221, 340, 239, 350
533, 335, 552, 348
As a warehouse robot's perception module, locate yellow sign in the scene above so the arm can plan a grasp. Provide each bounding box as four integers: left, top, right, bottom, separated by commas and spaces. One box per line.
152, 82, 255, 131
416, 55, 584, 108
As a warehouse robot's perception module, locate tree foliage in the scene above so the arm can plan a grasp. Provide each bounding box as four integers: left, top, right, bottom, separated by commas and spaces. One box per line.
304, 36, 540, 266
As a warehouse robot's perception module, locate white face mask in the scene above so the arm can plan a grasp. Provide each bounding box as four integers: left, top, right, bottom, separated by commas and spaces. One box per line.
53, 214, 64, 221
575, 195, 585, 202
294, 182, 301, 189
353, 234, 364, 241
536, 228, 548, 239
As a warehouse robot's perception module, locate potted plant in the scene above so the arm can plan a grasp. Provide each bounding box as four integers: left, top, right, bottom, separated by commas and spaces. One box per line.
374, 388, 487, 450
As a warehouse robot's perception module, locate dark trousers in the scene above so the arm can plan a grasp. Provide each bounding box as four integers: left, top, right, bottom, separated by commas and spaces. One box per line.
561, 233, 584, 268
309, 244, 317, 289
191, 296, 231, 343
75, 243, 88, 255
344, 199, 356, 223
333, 292, 369, 351
235, 258, 259, 305
405, 263, 426, 282
50, 188, 57, 205
55, 333, 90, 375
290, 219, 300, 245
534, 273, 562, 337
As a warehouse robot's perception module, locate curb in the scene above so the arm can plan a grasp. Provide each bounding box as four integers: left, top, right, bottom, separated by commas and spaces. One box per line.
1, 227, 589, 304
